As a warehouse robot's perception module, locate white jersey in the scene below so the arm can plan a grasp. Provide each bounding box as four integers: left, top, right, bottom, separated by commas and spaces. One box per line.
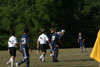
8, 36, 18, 48
38, 34, 49, 44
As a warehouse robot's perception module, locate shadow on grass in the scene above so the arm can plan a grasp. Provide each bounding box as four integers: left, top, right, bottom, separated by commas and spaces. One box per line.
74, 66, 94, 67
62, 58, 94, 62
44, 64, 94, 67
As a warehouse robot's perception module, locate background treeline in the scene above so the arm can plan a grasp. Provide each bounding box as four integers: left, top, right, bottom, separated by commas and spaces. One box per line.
0, 0, 100, 50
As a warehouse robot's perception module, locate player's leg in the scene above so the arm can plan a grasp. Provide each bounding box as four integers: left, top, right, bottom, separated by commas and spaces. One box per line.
7, 47, 16, 67
82, 44, 87, 53
7, 48, 12, 65
39, 44, 43, 61
80, 42, 83, 53
52, 51, 56, 62
11, 56, 15, 67
7, 57, 12, 65
55, 47, 59, 62
25, 58, 29, 67
99, 63, 100, 67
16, 48, 29, 67
52, 47, 57, 62
39, 44, 46, 62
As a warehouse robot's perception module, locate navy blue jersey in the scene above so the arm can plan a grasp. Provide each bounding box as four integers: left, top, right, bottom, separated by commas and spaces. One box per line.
21, 34, 29, 48
51, 33, 59, 45
78, 35, 83, 42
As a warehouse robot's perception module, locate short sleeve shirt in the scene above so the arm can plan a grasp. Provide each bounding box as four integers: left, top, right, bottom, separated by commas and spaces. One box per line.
51, 33, 59, 45
21, 34, 30, 48
38, 34, 49, 44
8, 36, 18, 48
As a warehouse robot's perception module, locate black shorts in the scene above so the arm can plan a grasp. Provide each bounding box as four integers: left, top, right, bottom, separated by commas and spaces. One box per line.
40, 44, 46, 52
9, 47, 16, 57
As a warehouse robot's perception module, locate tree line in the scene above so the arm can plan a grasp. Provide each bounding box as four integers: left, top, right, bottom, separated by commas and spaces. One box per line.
0, 0, 100, 50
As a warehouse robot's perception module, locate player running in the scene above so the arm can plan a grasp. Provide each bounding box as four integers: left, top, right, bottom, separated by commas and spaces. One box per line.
16, 28, 31, 67
7, 31, 18, 67
37, 29, 51, 62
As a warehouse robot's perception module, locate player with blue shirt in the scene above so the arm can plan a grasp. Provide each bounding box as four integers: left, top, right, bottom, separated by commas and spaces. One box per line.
50, 28, 60, 62
78, 32, 86, 53
16, 28, 31, 67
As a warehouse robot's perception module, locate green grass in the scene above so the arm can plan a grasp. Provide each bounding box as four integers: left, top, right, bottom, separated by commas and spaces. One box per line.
0, 48, 98, 67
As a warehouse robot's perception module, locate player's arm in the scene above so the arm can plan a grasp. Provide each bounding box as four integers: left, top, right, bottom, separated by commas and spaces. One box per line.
56, 34, 62, 47
15, 38, 18, 48
37, 36, 40, 49
8, 44, 10, 53
8, 40, 10, 53
26, 37, 32, 52
48, 40, 52, 49
78, 38, 79, 43
15, 43, 18, 48
46, 35, 52, 49
37, 40, 39, 49
57, 39, 61, 47
27, 42, 32, 52
19, 42, 22, 52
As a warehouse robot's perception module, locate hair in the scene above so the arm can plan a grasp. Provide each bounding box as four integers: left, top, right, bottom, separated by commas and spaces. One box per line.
41, 29, 45, 33
10, 30, 15, 36
50, 28, 56, 31
24, 28, 29, 33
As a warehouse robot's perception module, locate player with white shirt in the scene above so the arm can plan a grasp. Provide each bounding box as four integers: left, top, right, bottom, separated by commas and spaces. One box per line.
7, 31, 18, 67
37, 29, 52, 62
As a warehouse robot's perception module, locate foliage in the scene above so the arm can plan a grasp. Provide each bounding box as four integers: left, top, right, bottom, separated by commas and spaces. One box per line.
0, 0, 100, 50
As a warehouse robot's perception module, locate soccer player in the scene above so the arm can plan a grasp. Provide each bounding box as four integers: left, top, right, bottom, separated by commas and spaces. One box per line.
50, 28, 60, 62
37, 29, 52, 62
16, 28, 31, 67
78, 32, 86, 53
7, 31, 18, 67
57, 29, 65, 39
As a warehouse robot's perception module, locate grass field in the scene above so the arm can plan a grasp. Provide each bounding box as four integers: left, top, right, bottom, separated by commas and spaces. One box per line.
0, 48, 98, 67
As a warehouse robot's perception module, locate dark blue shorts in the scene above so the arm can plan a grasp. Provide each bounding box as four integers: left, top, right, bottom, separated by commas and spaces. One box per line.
21, 47, 29, 58
52, 44, 57, 51
80, 42, 84, 47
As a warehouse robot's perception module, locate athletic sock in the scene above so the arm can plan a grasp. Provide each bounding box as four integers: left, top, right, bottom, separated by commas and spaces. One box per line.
40, 54, 43, 59
18, 58, 27, 65
8, 57, 12, 64
11, 58, 14, 67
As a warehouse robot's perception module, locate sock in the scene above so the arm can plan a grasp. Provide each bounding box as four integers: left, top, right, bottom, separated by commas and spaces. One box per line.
18, 58, 27, 65
11, 58, 14, 67
40, 54, 43, 59
8, 57, 12, 64
42, 54, 45, 62
26, 58, 29, 67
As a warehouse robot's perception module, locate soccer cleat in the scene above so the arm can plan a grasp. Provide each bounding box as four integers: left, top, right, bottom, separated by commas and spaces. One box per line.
50, 54, 54, 57
16, 63, 19, 67
39, 57, 42, 62
6, 62, 10, 67
42, 57, 45, 62
6, 62, 10, 65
